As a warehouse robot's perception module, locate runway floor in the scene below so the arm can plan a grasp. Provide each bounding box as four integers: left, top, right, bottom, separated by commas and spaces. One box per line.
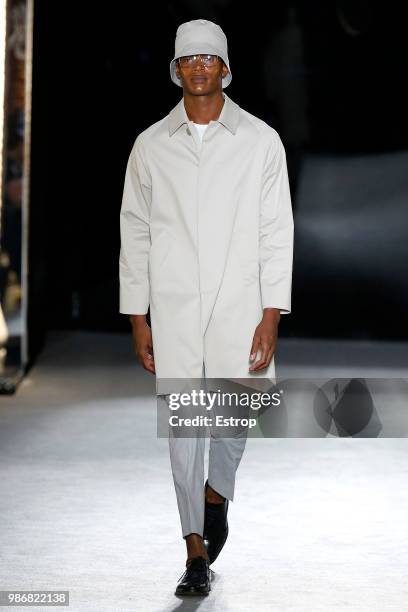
1, 330, 407, 611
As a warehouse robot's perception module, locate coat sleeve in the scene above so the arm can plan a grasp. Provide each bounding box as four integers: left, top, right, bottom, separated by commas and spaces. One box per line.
259, 132, 294, 314
119, 136, 152, 315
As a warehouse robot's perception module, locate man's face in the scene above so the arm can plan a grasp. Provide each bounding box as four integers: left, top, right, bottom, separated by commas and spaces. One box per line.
175, 54, 229, 96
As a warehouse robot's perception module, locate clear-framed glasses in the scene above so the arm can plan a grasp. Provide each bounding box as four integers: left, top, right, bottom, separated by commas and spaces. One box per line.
177, 54, 219, 68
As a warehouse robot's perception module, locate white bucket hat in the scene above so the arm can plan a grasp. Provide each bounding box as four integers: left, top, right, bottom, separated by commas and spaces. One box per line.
169, 19, 232, 89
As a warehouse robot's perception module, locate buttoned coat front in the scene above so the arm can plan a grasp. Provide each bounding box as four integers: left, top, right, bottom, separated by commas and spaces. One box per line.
119, 92, 294, 395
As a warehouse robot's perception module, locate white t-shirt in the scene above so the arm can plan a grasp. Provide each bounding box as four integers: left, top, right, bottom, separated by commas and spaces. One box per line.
192, 122, 209, 142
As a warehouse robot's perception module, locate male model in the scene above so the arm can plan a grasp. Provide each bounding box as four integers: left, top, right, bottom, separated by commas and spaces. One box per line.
119, 19, 294, 596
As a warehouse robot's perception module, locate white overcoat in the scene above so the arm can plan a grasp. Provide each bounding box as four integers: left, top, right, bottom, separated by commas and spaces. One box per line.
119, 93, 294, 394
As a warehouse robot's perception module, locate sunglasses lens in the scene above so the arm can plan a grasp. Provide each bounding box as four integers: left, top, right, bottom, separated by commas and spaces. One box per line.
179, 54, 218, 67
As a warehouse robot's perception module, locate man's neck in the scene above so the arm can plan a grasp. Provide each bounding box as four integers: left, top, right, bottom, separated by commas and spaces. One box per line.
183, 92, 225, 125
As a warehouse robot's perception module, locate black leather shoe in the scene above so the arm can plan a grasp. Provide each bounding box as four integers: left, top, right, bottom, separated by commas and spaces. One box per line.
175, 555, 211, 596
203, 479, 229, 564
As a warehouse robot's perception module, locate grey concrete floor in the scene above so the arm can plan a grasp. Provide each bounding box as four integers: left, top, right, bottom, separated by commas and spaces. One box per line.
0, 331, 407, 611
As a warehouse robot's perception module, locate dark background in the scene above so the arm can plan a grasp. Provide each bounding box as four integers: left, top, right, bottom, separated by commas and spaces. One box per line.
29, 0, 408, 352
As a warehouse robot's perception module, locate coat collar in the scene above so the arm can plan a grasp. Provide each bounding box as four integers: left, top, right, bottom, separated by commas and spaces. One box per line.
168, 92, 240, 137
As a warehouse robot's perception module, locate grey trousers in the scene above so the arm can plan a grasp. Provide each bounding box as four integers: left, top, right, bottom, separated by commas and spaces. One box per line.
162, 363, 248, 539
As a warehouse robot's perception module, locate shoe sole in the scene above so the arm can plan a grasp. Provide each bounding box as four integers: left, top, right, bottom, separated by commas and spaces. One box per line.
175, 584, 210, 597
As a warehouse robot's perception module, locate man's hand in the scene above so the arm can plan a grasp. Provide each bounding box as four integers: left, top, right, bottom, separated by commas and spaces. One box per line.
248, 308, 280, 372
130, 315, 155, 374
